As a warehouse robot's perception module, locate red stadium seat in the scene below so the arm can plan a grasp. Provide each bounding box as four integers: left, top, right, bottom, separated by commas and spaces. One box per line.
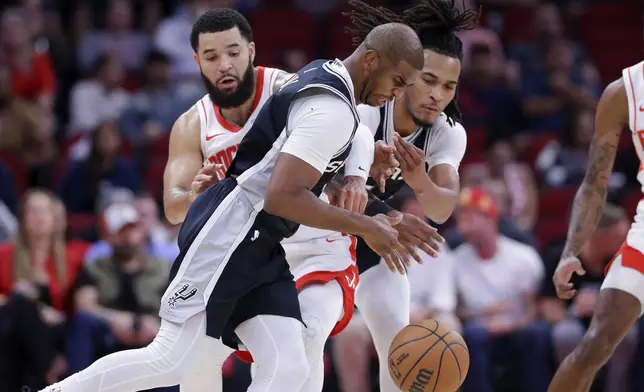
536, 219, 569, 250
622, 190, 641, 220
145, 160, 166, 198
151, 133, 171, 159
523, 132, 557, 167
329, 11, 355, 59
465, 128, 488, 155
247, 10, 319, 66
539, 187, 576, 220
67, 213, 96, 236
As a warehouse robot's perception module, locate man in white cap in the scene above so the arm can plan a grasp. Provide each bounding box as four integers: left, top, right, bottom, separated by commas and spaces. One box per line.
66, 202, 170, 375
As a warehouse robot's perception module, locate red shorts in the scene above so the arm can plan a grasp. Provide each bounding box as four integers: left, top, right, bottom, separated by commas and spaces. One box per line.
234, 263, 359, 363
604, 242, 644, 276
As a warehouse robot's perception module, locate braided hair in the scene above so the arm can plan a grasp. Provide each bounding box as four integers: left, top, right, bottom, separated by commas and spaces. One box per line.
345, 0, 479, 122
403, 0, 479, 121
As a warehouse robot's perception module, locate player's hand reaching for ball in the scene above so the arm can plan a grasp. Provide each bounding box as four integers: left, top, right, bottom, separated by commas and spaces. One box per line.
360, 212, 408, 274
335, 175, 368, 213
389, 211, 444, 263
393, 133, 426, 188
190, 164, 225, 201
371, 141, 399, 192
553, 256, 586, 299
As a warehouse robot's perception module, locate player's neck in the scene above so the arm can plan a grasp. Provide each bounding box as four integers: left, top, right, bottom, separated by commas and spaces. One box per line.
218, 68, 260, 127
341, 55, 363, 104
392, 97, 418, 137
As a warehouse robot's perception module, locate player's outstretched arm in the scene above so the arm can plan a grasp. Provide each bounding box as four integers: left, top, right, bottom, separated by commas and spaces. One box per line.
163, 107, 221, 224
554, 78, 627, 298
264, 93, 408, 273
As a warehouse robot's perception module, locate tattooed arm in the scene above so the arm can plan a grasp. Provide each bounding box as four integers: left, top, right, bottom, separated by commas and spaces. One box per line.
553, 78, 628, 299
560, 78, 627, 259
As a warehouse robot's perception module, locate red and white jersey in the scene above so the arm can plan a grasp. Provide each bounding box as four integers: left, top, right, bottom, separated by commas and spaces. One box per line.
197, 66, 282, 170
622, 61, 644, 252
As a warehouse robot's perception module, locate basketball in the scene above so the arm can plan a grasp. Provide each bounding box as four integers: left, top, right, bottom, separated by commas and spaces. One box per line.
388, 319, 470, 392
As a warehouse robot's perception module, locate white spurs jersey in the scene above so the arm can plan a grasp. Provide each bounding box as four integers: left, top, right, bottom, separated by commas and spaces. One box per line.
197, 66, 282, 170
622, 61, 644, 252
284, 100, 468, 278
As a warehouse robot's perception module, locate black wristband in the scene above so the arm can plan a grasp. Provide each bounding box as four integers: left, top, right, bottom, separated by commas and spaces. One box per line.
364, 198, 394, 217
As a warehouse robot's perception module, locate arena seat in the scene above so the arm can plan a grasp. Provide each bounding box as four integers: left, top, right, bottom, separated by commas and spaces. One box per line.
539, 187, 576, 219
247, 10, 319, 66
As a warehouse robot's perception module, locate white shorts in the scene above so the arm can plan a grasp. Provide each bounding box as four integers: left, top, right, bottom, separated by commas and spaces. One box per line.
283, 225, 356, 280
601, 242, 644, 316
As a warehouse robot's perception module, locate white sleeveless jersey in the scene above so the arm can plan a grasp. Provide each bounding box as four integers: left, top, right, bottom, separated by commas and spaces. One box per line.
197, 66, 281, 169
621, 61, 644, 252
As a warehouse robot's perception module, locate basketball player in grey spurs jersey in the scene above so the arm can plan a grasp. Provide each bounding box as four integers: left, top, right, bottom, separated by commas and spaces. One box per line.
332, 1, 477, 391
40, 13, 426, 392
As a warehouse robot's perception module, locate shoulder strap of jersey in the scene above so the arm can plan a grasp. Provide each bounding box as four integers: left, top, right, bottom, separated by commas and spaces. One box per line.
622, 61, 644, 132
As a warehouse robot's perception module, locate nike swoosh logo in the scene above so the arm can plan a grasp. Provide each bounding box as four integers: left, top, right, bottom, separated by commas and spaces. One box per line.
205, 133, 226, 141
358, 166, 367, 172
326, 238, 338, 243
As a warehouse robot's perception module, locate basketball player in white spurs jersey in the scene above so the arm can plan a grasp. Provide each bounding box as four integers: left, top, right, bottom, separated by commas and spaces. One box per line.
160, 9, 287, 392
40, 10, 427, 392
547, 61, 644, 392
160, 9, 401, 392
326, 2, 478, 391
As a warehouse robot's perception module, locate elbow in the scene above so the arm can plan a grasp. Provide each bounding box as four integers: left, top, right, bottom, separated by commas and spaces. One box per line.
423, 202, 456, 225
164, 205, 184, 226
263, 190, 284, 216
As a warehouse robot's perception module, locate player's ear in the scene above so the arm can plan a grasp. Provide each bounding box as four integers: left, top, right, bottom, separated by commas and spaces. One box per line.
193, 53, 200, 69
248, 42, 256, 63
362, 50, 380, 73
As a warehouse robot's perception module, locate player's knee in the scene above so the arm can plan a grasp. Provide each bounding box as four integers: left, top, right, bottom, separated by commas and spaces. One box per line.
576, 326, 622, 368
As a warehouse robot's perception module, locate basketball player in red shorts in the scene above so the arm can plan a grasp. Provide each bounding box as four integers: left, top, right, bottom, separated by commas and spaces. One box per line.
549, 60, 644, 392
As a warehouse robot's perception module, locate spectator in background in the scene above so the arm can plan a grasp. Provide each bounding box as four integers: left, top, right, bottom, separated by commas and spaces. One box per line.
453, 187, 551, 392
59, 121, 140, 214
66, 202, 169, 373
1, 8, 55, 110
154, 0, 217, 81
68, 54, 130, 137
120, 50, 198, 146
540, 204, 636, 392
510, 2, 585, 77
462, 139, 539, 231
77, 0, 150, 73
535, 109, 592, 188
85, 195, 178, 264
0, 190, 88, 391
333, 197, 459, 392
458, 42, 519, 139
520, 38, 598, 134
276, 49, 308, 73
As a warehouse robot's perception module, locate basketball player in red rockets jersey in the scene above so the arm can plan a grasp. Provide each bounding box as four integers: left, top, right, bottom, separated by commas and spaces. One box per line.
549, 60, 644, 392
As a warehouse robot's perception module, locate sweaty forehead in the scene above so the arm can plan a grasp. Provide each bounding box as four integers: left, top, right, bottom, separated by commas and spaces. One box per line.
198, 27, 245, 53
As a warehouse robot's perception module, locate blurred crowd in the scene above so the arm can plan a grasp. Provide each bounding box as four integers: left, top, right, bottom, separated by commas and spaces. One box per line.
0, 0, 642, 391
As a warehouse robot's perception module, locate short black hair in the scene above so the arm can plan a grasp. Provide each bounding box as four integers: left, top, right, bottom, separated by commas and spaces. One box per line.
190, 8, 253, 52
346, 0, 480, 122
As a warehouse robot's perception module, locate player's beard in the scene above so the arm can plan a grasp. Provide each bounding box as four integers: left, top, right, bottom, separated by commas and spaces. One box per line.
201, 60, 255, 109
405, 95, 433, 128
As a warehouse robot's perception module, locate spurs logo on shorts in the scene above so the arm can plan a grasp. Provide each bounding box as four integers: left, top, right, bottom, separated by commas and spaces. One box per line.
167, 284, 198, 308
